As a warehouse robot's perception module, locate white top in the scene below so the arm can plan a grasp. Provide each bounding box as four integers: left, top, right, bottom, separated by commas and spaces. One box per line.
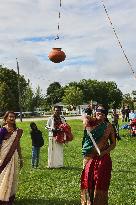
129, 112, 136, 120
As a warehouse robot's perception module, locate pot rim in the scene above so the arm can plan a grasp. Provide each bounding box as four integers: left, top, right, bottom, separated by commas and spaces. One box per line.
52, 47, 62, 50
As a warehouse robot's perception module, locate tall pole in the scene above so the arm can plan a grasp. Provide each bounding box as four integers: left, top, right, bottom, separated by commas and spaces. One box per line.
16, 58, 22, 122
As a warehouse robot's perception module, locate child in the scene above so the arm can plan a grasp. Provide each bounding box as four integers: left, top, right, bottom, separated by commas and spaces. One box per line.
30, 122, 44, 168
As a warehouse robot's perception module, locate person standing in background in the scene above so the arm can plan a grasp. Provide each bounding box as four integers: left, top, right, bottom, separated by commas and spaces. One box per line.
30, 122, 44, 168
121, 106, 125, 122
129, 110, 136, 122
46, 106, 66, 168
111, 109, 121, 141
125, 106, 130, 122
84, 103, 93, 117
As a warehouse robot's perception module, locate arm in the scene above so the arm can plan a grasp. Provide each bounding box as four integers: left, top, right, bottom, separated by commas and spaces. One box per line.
0, 128, 7, 151
46, 117, 53, 130
17, 142, 23, 169
16, 128, 23, 168
82, 115, 91, 129
99, 124, 116, 157
17, 142, 23, 160
46, 117, 54, 137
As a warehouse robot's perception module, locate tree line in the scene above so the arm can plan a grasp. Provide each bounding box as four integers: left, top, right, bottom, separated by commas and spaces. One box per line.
0, 66, 135, 113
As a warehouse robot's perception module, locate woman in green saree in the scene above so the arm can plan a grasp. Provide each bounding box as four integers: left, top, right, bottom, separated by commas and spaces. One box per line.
81, 105, 116, 205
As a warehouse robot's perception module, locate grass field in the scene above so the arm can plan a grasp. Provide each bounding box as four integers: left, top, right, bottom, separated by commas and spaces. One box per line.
15, 119, 136, 205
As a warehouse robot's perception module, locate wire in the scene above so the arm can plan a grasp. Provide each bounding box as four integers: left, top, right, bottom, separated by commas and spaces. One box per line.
55, 0, 62, 40
100, 0, 136, 79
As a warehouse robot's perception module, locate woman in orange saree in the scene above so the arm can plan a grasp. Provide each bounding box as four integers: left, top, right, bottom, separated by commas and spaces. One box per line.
0, 111, 23, 205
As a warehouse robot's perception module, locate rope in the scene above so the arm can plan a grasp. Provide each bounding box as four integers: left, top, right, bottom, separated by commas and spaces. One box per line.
55, 0, 62, 40
100, 0, 136, 79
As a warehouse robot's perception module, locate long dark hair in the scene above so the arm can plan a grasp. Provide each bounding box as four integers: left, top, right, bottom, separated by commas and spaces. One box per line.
30, 122, 38, 131
2, 111, 17, 130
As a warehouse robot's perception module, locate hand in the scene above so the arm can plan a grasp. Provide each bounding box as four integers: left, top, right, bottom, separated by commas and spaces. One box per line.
52, 128, 61, 132
99, 150, 107, 157
17, 129, 23, 136
19, 159, 23, 169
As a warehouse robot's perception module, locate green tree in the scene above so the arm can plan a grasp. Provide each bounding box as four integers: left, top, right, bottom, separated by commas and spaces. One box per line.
106, 82, 123, 108
46, 82, 64, 105
79, 79, 95, 103
76, 79, 123, 108
0, 82, 16, 112
33, 86, 44, 110
122, 93, 134, 109
131, 90, 136, 109
21, 84, 34, 111
0, 66, 28, 111
40, 98, 51, 111
132, 90, 136, 102
63, 86, 83, 107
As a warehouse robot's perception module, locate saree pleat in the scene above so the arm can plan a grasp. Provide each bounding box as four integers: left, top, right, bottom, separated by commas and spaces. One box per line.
0, 131, 18, 202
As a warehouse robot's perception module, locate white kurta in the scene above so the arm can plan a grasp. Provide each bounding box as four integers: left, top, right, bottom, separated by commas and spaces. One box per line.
46, 116, 66, 168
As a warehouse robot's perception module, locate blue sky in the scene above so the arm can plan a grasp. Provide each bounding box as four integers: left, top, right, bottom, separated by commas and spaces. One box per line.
0, 0, 136, 94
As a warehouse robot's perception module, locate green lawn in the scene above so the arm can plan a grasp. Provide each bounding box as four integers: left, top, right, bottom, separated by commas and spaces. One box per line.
15, 120, 136, 205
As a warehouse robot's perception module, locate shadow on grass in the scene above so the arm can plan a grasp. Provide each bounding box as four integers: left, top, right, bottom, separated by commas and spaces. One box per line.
61, 166, 82, 171
15, 198, 80, 205
113, 169, 136, 174
44, 166, 82, 171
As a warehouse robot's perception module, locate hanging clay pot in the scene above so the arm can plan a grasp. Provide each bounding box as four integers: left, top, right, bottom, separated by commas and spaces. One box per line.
48, 48, 66, 63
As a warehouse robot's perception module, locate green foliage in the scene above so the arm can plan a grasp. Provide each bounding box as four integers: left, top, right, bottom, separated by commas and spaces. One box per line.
132, 90, 136, 109
78, 79, 95, 103
14, 120, 136, 205
46, 79, 123, 108
46, 82, 64, 106
47, 82, 61, 95
79, 79, 123, 108
63, 86, 83, 106
21, 84, 34, 111
32, 85, 44, 110
0, 65, 128, 111
122, 93, 134, 109
0, 66, 28, 112
0, 82, 16, 111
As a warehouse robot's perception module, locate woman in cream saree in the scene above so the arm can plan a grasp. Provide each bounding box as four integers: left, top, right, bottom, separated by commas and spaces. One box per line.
0, 111, 23, 205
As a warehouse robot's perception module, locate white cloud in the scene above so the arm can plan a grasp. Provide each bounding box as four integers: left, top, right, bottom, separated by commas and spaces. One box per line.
0, 0, 136, 95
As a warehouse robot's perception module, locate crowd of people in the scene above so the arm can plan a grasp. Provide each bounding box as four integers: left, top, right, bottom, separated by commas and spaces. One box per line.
0, 104, 134, 204
46, 106, 66, 168
121, 105, 136, 122
0, 107, 74, 204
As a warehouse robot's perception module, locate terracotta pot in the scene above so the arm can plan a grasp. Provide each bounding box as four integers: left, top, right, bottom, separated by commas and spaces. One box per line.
48, 48, 66, 63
